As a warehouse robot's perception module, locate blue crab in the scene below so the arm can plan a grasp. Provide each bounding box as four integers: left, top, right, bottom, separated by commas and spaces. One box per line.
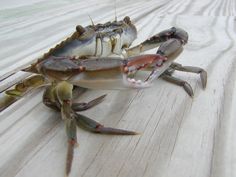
0, 16, 207, 176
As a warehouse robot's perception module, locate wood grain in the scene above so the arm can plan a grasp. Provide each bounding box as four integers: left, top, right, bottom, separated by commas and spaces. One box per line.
1, 0, 236, 177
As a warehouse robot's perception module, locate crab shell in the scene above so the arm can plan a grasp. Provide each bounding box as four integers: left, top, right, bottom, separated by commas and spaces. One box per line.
42, 16, 138, 60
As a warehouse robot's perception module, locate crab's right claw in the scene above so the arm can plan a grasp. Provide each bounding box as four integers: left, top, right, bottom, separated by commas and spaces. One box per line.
72, 94, 107, 111
75, 113, 139, 135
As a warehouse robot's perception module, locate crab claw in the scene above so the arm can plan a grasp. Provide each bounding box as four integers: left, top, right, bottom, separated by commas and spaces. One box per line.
122, 54, 167, 88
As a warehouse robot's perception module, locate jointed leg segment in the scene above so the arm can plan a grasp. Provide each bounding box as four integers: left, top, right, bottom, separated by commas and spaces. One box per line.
161, 73, 194, 97
161, 62, 207, 96
170, 62, 207, 89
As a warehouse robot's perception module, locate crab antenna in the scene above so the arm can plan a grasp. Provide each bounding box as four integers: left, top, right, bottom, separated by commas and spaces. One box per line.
114, 0, 117, 21
88, 14, 95, 27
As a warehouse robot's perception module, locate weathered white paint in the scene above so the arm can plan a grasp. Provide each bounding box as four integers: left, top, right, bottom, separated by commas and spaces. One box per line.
1, 0, 236, 177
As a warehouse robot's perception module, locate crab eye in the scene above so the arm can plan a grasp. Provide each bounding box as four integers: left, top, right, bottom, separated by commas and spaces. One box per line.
76, 25, 85, 35
123, 16, 131, 24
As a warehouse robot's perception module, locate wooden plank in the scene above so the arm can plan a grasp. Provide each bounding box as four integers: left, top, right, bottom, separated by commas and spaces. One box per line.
1, 0, 236, 177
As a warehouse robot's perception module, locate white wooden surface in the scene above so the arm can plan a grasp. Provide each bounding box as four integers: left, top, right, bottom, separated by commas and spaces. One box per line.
1, 0, 236, 177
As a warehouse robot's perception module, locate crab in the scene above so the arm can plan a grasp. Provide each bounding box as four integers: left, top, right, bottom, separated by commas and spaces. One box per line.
0, 16, 207, 176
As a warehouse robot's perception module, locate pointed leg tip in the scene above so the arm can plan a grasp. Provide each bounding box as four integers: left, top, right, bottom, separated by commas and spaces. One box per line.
183, 82, 194, 97
65, 169, 70, 177
75, 142, 79, 148
102, 94, 107, 97
123, 130, 140, 135
96, 126, 140, 135
119, 130, 140, 135
200, 71, 207, 89
133, 132, 141, 135
92, 94, 107, 101
88, 94, 107, 105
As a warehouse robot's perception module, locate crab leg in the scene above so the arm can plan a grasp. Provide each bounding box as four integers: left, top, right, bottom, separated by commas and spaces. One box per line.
43, 84, 107, 111
55, 81, 78, 177
65, 118, 77, 177
71, 94, 106, 111
126, 27, 188, 57
74, 113, 138, 135
160, 61, 207, 96
169, 62, 207, 89
43, 82, 138, 135
5, 75, 46, 96
161, 73, 194, 97
43, 81, 138, 176
0, 75, 46, 112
